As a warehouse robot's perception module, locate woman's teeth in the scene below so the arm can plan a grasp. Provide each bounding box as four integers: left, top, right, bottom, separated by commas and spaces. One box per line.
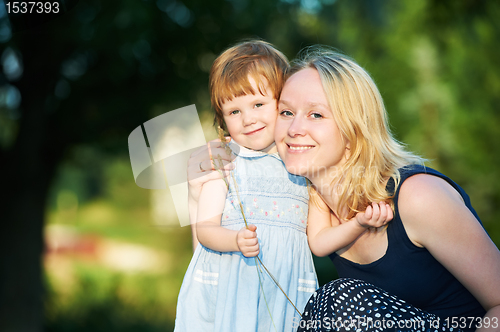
289, 146, 313, 150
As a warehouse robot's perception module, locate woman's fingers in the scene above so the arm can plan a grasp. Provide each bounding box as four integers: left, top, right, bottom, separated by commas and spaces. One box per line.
188, 139, 234, 168
187, 141, 235, 188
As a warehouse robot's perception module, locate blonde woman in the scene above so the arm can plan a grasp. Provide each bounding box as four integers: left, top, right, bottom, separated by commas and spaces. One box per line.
189, 46, 500, 331
273, 47, 500, 331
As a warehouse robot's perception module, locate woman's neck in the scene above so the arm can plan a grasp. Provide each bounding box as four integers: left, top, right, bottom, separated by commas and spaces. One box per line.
310, 170, 344, 217
260, 142, 277, 154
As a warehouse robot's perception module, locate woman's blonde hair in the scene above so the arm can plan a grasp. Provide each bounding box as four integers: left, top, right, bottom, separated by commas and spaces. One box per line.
290, 47, 425, 220
209, 40, 289, 131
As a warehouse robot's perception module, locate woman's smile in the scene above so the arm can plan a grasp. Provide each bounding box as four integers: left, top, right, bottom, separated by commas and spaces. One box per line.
286, 143, 315, 152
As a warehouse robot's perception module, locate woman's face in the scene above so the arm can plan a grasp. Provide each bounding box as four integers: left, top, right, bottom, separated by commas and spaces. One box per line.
274, 68, 349, 181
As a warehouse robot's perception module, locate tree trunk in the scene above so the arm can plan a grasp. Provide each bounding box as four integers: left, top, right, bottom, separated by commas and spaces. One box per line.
0, 28, 67, 332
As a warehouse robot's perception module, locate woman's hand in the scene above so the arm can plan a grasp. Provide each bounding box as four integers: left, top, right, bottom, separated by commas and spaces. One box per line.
355, 202, 393, 229
187, 138, 235, 204
237, 225, 260, 257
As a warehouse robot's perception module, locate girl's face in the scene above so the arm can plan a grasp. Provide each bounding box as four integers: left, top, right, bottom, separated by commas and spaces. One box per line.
222, 76, 278, 153
274, 68, 349, 180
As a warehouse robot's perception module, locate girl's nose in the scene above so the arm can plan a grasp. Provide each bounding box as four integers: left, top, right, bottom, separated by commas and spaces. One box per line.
242, 112, 257, 126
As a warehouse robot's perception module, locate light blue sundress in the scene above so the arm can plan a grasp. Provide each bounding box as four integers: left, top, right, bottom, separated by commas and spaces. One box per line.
174, 142, 318, 332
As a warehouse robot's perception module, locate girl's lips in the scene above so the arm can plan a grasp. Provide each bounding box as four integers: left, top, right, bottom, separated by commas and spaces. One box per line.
244, 127, 265, 135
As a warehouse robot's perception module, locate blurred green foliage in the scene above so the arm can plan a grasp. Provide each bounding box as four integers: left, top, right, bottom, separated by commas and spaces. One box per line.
44, 263, 178, 332
1, 0, 499, 330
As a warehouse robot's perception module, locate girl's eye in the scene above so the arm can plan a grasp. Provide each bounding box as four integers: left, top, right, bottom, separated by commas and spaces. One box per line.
254, 103, 263, 108
230, 110, 240, 115
311, 113, 323, 119
279, 110, 293, 117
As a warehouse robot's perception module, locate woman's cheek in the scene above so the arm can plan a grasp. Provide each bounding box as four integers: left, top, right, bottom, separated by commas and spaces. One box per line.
273, 118, 287, 142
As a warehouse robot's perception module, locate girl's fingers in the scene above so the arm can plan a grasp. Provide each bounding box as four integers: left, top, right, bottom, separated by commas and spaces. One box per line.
386, 204, 394, 222
364, 205, 373, 219
247, 224, 257, 232
245, 238, 258, 246
244, 249, 259, 258
378, 202, 388, 224
248, 243, 259, 252
371, 202, 380, 221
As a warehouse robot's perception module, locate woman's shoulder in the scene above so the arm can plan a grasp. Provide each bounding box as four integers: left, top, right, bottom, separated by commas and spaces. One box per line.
398, 173, 463, 208
397, 171, 472, 248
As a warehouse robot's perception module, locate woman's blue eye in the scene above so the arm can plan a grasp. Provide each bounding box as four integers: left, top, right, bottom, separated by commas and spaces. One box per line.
255, 103, 263, 108
230, 110, 240, 115
311, 113, 323, 119
279, 110, 293, 116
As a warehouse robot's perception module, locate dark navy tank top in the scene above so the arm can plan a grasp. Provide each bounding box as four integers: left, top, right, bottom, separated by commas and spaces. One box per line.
330, 164, 486, 320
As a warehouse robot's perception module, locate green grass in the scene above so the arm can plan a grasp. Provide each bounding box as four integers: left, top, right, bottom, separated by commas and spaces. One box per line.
44, 194, 193, 331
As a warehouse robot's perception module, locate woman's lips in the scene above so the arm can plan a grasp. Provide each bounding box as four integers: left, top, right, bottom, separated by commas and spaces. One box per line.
244, 127, 265, 135
286, 143, 314, 152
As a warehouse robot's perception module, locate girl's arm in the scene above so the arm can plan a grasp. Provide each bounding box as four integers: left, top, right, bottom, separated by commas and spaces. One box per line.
196, 178, 259, 256
399, 174, 500, 332
187, 140, 234, 252
189, 195, 199, 252
307, 194, 392, 257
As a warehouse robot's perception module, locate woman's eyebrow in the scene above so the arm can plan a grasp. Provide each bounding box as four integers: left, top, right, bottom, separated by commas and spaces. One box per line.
307, 102, 328, 108
279, 100, 329, 109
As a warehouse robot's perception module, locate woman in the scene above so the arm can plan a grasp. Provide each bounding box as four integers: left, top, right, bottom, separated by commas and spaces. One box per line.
188, 47, 500, 331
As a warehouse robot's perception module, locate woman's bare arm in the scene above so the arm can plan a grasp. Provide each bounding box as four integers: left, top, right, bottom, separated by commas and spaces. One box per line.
399, 174, 500, 331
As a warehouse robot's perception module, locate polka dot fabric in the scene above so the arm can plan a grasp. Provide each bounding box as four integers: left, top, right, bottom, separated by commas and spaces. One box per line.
297, 279, 462, 332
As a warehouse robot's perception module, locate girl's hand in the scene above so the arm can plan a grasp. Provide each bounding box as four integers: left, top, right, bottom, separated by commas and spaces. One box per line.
355, 202, 393, 229
236, 224, 259, 257
187, 138, 235, 203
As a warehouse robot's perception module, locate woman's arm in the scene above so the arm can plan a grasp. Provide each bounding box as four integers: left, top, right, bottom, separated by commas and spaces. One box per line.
399, 174, 500, 331
187, 139, 234, 204
196, 178, 259, 256
307, 194, 392, 257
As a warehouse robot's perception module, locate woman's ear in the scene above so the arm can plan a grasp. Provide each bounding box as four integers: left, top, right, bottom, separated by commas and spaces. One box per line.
344, 141, 351, 159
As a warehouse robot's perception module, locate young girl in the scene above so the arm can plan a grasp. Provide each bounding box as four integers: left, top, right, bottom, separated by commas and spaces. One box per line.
174, 40, 392, 332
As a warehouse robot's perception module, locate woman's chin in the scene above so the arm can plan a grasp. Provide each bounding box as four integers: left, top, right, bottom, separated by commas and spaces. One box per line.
284, 162, 309, 177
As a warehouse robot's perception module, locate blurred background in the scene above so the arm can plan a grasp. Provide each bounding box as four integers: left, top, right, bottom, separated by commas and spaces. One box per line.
0, 0, 498, 331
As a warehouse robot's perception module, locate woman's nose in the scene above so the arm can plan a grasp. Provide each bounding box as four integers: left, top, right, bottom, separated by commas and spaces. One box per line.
287, 117, 306, 137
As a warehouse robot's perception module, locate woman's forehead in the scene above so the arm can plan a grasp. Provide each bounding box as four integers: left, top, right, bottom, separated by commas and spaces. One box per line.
281, 69, 326, 100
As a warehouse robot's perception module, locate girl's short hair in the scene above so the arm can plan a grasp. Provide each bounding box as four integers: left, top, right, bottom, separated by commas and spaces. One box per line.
209, 40, 289, 131
290, 46, 425, 220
